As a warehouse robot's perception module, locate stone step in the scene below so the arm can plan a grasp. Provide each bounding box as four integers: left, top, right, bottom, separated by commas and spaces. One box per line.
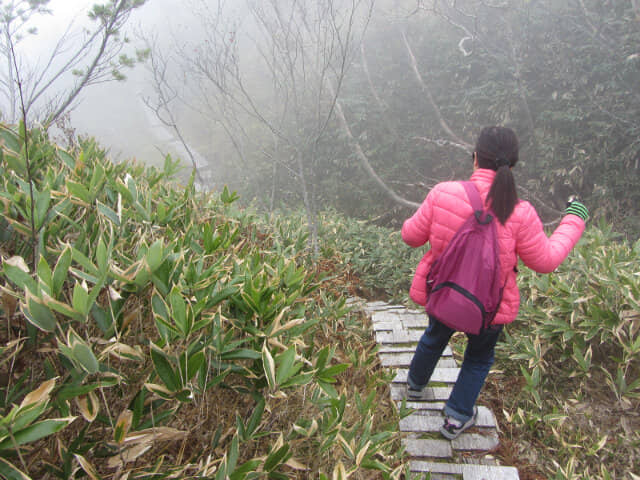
377, 344, 418, 354
393, 368, 460, 385
410, 461, 520, 479
402, 438, 452, 458
390, 385, 452, 402
380, 352, 457, 368
397, 400, 447, 411
352, 296, 520, 480
371, 311, 428, 329
400, 407, 496, 432
363, 302, 408, 312
403, 432, 499, 457
378, 345, 453, 356
376, 330, 424, 344
451, 432, 500, 451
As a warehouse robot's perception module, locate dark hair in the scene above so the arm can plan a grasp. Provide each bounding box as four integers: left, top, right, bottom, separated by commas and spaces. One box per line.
475, 126, 519, 224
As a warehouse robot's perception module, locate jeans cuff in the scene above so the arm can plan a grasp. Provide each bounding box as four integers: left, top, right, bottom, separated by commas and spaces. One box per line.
444, 404, 472, 423
407, 374, 426, 391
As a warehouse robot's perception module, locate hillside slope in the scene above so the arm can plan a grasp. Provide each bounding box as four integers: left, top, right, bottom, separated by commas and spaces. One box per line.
0, 125, 405, 479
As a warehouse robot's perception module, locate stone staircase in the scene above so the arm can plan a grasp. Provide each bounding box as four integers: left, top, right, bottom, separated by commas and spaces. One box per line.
352, 299, 520, 480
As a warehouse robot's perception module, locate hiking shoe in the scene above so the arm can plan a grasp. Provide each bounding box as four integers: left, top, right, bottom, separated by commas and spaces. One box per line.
439, 406, 477, 440
406, 384, 427, 401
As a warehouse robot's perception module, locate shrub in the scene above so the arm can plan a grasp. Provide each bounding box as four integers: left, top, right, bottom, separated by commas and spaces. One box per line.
0, 124, 406, 479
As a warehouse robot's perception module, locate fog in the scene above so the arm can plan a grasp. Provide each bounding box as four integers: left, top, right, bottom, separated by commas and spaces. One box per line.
2, 0, 639, 235
42, 0, 199, 163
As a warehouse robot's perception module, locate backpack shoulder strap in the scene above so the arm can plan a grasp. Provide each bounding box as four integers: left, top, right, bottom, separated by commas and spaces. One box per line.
462, 181, 484, 212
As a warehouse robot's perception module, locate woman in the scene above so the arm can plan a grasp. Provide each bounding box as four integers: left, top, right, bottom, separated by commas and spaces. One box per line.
401, 126, 588, 439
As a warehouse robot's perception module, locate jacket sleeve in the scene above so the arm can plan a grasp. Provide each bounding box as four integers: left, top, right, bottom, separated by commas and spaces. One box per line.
402, 188, 435, 248
516, 204, 586, 273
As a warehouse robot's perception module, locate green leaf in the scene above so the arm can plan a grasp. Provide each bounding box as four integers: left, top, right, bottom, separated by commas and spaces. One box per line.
37, 256, 53, 295
168, 287, 188, 336
275, 347, 297, 385
245, 397, 265, 439
151, 293, 172, 341
264, 444, 290, 472
89, 162, 106, 194
96, 237, 108, 273
220, 186, 239, 205
97, 201, 120, 226
146, 239, 164, 273
208, 285, 239, 307
0, 418, 75, 449
34, 188, 51, 231
187, 351, 205, 381
0, 456, 32, 480
23, 291, 57, 332
318, 381, 338, 398
57, 148, 75, 169
229, 460, 262, 480
228, 435, 239, 473
360, 459, 390, 471
41, 295, 77, 319
0, 124, 22, 152
320, 363, 350, 379
125, 174, 138, 202
262, 343, 276, 390
57, 378, 119, 401
3, 257, 36, 293
66, 180, 91, 203
70, 247, 99, 278
220, 349, 261, 361
10, 402, 48, 434
72, 342, 100, 374
72, 281, 90, 317
315, 346, 330, 372
150, 345, 181, 392
52, 246, 72, 298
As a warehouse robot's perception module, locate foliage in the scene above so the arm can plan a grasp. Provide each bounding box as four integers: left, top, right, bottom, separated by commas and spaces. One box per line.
0, 125, 406, 479
316, 210, 422, 303
497, 223, 640, 479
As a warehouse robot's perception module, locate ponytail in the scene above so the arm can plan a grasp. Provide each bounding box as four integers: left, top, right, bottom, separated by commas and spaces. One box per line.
487, 164, 518, 224
475, 126, 519, 225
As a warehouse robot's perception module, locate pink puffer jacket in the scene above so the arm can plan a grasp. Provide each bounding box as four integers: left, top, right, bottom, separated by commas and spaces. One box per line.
402, 168, 586, 325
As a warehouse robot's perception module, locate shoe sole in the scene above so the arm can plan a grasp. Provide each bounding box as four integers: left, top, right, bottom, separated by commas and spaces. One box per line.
406, 384, 426, 401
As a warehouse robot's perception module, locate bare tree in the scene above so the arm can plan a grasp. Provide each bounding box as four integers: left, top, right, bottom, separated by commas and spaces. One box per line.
141, 35, 205, 185
0, 0, 51, 123
175, 0, 375, 252
0, 0, 148, 128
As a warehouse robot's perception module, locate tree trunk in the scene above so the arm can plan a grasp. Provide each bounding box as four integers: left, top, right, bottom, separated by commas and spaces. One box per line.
328, 80, 420, 210
5, 27, 16, 123
295, 153, 319, 255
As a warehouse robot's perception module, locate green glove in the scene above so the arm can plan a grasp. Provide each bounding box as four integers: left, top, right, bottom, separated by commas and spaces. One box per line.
566, 200, 589, 221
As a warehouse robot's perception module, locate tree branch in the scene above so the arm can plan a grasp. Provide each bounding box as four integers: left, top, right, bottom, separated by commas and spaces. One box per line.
401, 29, 473, 151
327, 78, 420, 210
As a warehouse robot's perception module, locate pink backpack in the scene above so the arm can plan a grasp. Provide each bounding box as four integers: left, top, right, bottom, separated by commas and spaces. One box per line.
425, 182, 503, 335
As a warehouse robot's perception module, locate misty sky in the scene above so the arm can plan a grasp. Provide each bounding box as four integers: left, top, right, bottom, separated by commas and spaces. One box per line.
21, 0, 189, 163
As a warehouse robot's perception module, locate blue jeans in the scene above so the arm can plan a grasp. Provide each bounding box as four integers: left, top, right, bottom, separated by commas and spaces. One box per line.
407, 316, 503, 423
